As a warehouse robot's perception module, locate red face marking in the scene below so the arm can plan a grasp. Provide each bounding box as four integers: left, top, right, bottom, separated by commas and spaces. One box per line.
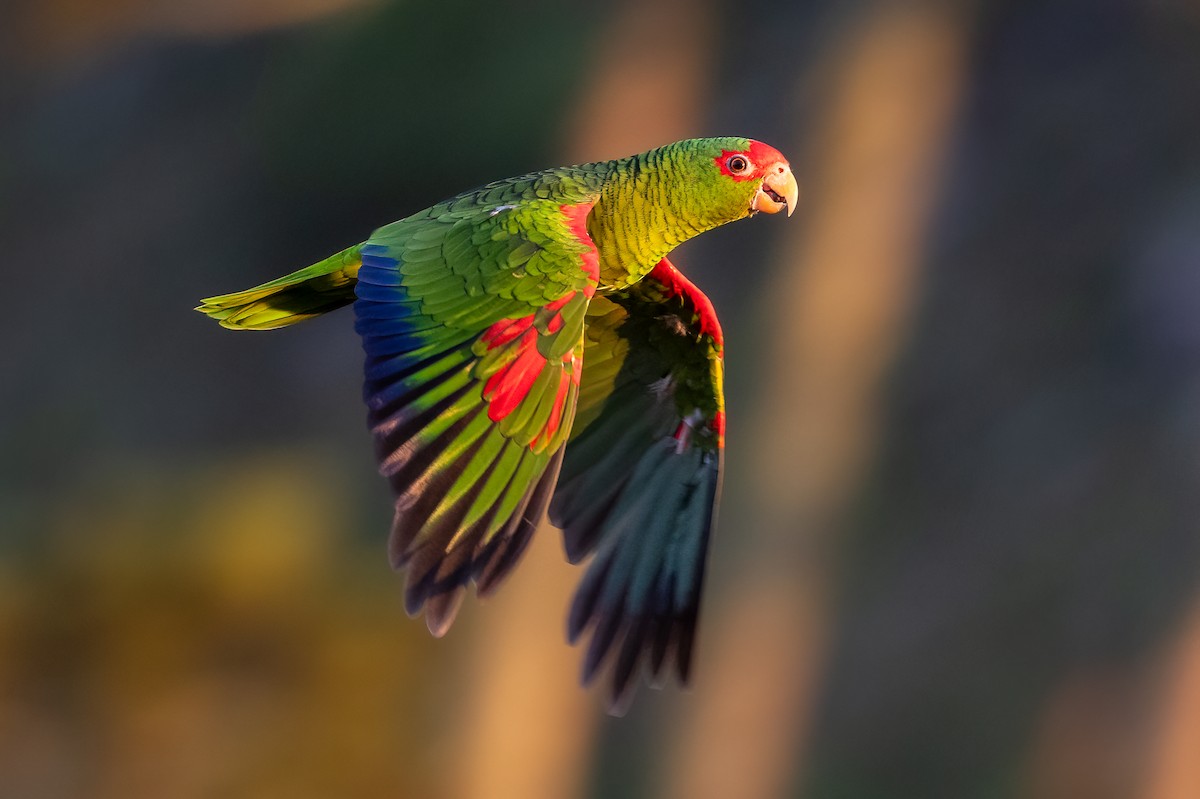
715, 139, 789, 182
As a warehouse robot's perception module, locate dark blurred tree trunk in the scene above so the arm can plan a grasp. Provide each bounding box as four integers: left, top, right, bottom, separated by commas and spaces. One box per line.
560, 0, 717, 164
1139, 596, 1200, 799
448, 2, 717, 797
664, 5, 975, 797
1024, 665, 1157, 799
795, 1, 1200, 797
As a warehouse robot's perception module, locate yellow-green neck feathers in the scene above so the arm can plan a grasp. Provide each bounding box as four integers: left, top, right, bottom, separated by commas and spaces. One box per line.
587, 137, 756, 289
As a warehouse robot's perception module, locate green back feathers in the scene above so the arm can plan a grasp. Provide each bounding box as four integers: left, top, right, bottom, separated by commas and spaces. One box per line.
195, 245, 363, 330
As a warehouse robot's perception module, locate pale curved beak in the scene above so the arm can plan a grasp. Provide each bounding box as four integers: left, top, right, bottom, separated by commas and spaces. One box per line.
752, 164, 799, 217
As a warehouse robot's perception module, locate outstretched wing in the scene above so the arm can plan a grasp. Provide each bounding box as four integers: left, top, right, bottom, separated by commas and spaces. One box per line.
356, 177, 603, 636
549, 258, 726, 711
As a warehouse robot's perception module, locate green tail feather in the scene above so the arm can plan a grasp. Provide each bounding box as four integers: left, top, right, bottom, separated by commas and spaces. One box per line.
195, 244, 363, 330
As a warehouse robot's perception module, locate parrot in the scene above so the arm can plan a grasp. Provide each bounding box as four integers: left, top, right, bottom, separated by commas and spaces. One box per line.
196, 137, 797, 710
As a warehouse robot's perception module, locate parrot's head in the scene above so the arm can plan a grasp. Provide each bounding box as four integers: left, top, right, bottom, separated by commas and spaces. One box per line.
674, 137, 799, 229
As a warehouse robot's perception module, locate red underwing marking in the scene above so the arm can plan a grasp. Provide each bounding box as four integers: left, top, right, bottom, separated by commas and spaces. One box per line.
715, 139, 788, 182
560, 202, 600, 297
672, 409, 710, 454
673, 410, 725, 451
649, 259, 725, 349
651, 260, 726, 451
672, 420, 692, 453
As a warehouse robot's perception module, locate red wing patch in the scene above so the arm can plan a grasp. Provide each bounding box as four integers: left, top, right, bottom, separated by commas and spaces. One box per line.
480, 315, 535, 349
482, 327, 544, 420
715, 139, 788, 182
477, 293, 585, 452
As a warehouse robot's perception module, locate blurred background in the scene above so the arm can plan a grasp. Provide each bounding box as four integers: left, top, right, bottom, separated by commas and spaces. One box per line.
2, 0, 1199, 796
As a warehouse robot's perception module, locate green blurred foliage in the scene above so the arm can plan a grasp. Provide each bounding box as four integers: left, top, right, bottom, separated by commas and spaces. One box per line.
254, 1, 600, 199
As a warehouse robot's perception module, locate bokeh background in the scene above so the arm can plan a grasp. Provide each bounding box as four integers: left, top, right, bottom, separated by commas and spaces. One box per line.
2, 0, 1200, 796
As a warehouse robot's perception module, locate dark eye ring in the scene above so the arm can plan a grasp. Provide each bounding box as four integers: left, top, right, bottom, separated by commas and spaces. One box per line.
728, 155, 749, 174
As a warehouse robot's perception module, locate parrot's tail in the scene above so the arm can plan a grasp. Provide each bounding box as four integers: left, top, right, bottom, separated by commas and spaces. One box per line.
195, 244, 363, 330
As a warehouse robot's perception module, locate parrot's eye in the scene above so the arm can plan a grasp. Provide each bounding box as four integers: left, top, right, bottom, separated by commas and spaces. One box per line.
727, 155, 750, 175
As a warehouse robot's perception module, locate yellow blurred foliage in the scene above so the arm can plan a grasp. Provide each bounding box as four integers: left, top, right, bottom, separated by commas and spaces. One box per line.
0, 451, 455, 799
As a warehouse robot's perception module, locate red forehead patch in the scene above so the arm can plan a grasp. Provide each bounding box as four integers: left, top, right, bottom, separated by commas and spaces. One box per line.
715, 139, 788, 181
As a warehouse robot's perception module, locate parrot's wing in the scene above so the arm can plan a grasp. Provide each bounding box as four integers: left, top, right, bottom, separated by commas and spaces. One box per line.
549, 258, 726, 711
355, 190, 601, 636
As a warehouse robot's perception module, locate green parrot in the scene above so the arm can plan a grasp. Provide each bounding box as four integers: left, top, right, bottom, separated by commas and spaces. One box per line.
197, 137, 797, 709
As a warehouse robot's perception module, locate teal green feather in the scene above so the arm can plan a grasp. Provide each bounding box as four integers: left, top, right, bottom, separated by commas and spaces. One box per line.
550, 260, 725, 710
